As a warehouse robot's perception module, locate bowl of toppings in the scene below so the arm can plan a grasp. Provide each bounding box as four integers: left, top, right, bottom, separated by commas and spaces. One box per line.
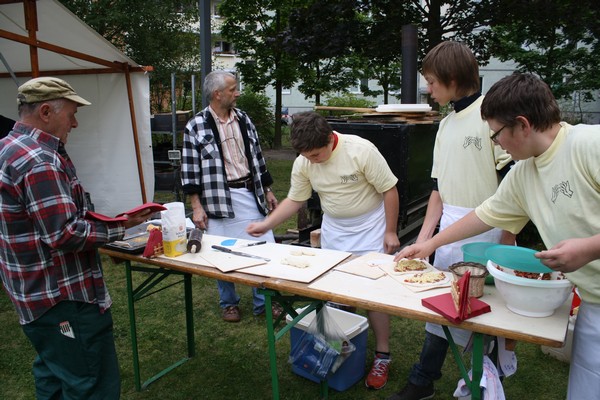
484, 245, 572, 317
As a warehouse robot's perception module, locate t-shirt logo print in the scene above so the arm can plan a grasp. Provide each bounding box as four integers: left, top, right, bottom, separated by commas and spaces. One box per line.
463, 136, 482, 150
340, 173, 359, 184
551, 181, 574, 203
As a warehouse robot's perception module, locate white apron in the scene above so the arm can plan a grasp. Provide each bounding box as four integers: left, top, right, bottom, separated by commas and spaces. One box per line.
568, 301, 600, 399
427, 203, 502, 347
207, 188, 275, 243
321, 202, 385, 255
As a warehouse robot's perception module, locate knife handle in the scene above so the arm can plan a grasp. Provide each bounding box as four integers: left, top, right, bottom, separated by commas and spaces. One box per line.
212, 245, 232, 253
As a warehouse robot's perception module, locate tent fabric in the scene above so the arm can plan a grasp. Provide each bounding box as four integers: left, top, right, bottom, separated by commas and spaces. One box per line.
0, 0, 155, 216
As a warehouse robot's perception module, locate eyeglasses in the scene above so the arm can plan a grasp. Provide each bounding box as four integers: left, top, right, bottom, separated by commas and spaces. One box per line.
490, 125, 507, 144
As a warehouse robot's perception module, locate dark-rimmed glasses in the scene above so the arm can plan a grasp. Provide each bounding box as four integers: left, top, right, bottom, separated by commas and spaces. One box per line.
490, 125, 507, 144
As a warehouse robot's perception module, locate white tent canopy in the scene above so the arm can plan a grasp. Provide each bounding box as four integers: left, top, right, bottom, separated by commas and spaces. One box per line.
0, 0, 155, 217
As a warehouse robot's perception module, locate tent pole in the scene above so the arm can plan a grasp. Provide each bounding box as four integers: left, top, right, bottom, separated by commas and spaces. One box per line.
23, 0, 39, 77
124, 64, 147, 203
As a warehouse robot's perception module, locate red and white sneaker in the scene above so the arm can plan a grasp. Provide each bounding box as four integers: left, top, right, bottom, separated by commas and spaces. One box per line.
365, 355, 391, 390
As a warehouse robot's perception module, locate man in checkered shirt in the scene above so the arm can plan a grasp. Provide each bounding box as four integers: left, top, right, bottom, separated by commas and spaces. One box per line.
181, 70, 281, 323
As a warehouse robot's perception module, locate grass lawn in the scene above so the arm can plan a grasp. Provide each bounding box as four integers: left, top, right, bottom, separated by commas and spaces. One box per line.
0, 152, 570, 399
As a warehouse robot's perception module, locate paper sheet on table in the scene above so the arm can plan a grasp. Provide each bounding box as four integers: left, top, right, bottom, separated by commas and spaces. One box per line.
334, 252, 394, 280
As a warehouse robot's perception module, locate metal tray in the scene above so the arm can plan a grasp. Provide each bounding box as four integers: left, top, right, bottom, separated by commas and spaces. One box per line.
104, 221, 160, 254
104, 232, 150, 254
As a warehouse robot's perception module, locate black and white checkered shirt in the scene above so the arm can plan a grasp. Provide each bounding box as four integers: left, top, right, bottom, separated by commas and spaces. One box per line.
181, 107, 273, 218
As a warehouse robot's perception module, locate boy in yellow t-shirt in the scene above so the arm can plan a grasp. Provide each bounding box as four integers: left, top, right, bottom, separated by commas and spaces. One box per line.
247, 111, 400, 390
387, 41, 515, 400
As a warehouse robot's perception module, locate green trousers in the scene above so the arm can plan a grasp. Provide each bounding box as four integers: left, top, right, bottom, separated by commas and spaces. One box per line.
22, 301, 120, 400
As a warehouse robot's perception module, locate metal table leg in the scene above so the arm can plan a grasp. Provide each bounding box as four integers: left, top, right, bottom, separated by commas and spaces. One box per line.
443, 326, 484, 400
124, 260, 195, 390
258, 288, 329, 400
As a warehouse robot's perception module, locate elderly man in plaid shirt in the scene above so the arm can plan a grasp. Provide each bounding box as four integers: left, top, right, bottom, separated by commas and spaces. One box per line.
0, 77, 150, 399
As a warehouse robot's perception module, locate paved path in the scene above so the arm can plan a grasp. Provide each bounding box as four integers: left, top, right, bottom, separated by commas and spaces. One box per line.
263, 148, 296, 161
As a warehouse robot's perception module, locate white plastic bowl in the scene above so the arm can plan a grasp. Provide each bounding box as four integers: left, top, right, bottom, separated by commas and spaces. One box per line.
486, 260, 573, 317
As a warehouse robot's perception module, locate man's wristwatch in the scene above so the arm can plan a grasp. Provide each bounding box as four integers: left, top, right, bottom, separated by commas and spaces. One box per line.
264, 187, 273, 193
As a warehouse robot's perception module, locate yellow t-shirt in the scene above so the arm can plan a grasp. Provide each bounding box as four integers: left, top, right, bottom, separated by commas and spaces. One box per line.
432, 96, 512, 208
476, 123, 600, 303
288, 133, 398, 219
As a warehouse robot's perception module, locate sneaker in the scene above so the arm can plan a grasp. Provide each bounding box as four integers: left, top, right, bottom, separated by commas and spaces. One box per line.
365, 356, 391, 390
222, 305, 241, 322
386, 382, 435, 400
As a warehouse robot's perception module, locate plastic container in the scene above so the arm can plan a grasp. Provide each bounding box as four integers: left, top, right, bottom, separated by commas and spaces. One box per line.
286, 306, 369, 391
462, 242, 498, 285
486, 260, 573, 317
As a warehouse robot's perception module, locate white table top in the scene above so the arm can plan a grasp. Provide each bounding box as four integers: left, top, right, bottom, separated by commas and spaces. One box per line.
309, 265, 571, 347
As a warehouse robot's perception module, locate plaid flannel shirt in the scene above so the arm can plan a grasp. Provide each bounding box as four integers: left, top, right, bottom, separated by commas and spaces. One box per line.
0, 123, 125, 324
181, 107, 273, 218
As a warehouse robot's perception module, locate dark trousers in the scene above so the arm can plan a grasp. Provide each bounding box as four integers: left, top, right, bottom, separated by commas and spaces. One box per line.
409, 331, 449, 387
22, 301, 120, 400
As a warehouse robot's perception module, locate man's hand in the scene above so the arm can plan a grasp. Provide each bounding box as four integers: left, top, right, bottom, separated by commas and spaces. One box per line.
123, 210, 153, 229
393, 241, 436, 262
266, 190, 278, 211
536, 237, 599, 273
247, 221, 269, 237
192, 207, 209, 231
383, 232, 400, 255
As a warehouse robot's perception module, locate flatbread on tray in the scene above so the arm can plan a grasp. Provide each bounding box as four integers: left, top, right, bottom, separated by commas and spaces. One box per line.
400, 271, 452, 292
393, 258, 435, 274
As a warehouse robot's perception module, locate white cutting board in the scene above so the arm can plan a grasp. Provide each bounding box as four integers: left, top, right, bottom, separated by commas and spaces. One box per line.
240, 243, 351, 283
375, 104, 432, 113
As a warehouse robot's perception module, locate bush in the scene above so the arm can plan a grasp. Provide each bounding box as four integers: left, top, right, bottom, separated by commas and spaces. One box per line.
317, 93, 376, 117
236, 91, 276, 148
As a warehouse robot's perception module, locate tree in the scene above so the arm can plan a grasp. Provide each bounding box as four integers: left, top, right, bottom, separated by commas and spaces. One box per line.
60, 0, 200, 113
281, 0, 369, 105
489, 0, 600, 104
219, 0, 300, 148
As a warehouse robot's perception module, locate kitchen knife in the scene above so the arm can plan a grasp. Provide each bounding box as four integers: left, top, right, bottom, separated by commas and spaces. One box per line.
211, 245, 271, 262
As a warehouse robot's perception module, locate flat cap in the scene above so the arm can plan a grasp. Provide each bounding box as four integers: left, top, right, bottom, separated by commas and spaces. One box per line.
17, 77, 91, 106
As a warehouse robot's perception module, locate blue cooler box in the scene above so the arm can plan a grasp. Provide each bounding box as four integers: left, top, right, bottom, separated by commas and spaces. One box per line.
286, 306, 369, 391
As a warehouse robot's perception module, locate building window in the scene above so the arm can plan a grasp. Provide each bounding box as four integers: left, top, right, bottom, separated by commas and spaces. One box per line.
213, 0, 223, 17
214, 41, 234, 54
349, 79, 369, 94
282, 86, 292, 95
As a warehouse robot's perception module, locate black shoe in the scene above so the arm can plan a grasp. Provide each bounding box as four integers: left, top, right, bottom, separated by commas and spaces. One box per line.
386, 382, 434, 400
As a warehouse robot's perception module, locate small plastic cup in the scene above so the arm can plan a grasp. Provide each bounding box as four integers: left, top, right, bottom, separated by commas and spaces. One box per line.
461, 242, 498, 285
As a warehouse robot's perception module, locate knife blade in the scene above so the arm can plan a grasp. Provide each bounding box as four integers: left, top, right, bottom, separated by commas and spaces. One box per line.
211, 245, 271, 262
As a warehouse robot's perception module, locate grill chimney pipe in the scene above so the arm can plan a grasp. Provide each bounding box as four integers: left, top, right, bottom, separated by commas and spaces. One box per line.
401, 25, 418, 104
